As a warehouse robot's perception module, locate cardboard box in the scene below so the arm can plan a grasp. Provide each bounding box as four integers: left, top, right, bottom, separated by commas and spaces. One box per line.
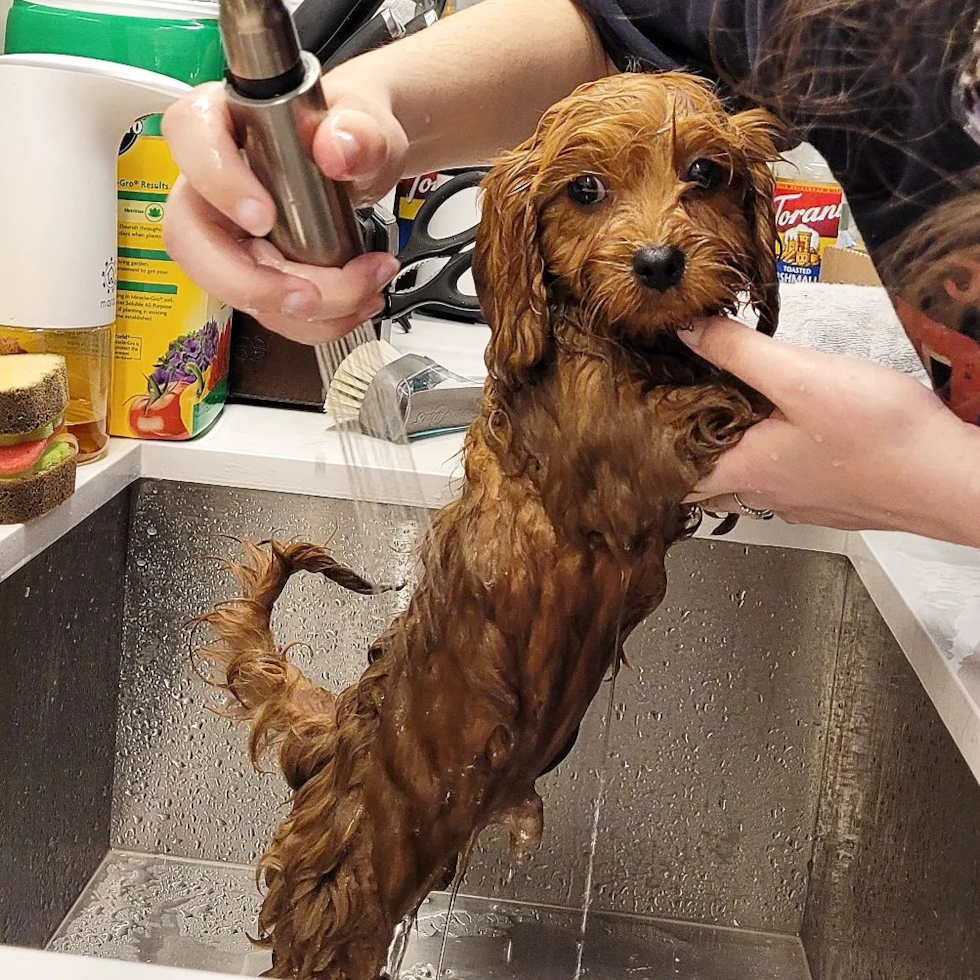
819, 246, 883, 287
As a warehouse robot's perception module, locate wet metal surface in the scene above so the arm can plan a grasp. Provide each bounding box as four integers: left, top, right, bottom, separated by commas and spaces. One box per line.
587, 542, 845, 932
50, 852, 810, 979
802, 567, 980, 980
0, 493, 131, 947
114, 481, 847, 934
112, 481, 421, 867
7, 481, 978, 978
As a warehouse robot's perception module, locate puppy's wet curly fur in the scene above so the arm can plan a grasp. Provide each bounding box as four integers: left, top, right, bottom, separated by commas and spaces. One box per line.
195, 73, 784, 979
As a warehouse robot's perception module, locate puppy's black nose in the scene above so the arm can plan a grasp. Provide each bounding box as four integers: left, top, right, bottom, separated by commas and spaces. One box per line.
632, 245, 686, 292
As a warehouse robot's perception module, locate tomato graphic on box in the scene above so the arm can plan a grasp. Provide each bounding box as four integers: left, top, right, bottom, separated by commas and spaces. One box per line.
129, 384, 189, 439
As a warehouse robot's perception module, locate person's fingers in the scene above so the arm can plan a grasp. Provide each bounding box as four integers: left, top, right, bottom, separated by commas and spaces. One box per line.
311, 107, 406, 204
161, 84, 276, 238
678, 316, 818, 418
682, 416, 791, 500
164, 180, 398, 332
259, 310, 373, 347
248, 239, 399, 320
164, 179, 320, 316
694, 493, 802, 526
312, 109, 386, 179
691, 493, 752, 514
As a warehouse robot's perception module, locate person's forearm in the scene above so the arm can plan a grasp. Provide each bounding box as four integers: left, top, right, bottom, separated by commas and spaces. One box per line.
330, 0, 610, 176
913, 419, 980, 548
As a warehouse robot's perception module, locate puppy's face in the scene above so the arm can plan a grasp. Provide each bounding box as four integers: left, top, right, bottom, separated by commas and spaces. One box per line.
474, 73, 784, 386
535, 77, 780, 337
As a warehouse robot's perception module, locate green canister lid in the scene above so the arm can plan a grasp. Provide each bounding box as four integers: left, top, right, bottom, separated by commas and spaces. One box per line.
4, 0, 224, 83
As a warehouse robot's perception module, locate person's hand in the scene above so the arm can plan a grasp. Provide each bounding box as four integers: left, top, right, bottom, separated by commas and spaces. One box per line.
161, 75, 408, 345
679, 316, 980, 546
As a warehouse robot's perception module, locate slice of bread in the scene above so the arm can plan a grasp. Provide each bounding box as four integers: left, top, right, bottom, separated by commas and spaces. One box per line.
0, 443, 78, 524
0, 355, 70, 435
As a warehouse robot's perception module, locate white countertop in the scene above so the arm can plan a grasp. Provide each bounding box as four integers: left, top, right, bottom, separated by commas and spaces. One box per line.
0, 318, 849, 580
1, 315, 978, 980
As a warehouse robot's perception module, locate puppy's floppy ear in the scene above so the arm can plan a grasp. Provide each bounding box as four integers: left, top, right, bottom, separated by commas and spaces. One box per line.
473, 144, 551, 389
730, 108, 789, 337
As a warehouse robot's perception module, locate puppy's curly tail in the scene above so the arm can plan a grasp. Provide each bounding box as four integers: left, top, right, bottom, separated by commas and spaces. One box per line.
193, 538, 391, 789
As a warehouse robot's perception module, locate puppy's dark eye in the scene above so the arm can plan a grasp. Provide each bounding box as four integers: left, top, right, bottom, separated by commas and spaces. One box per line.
568, 174, 608, 206
684, 158, 726, 190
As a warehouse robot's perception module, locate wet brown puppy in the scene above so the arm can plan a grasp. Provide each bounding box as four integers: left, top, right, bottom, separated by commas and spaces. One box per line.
195, 72, 783, 980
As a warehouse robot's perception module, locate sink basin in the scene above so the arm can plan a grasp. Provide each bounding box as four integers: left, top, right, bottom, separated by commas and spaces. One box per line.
2, 478, 978, 980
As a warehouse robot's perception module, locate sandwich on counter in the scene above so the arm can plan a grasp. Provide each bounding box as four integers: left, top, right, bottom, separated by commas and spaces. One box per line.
0, 355, 79, 524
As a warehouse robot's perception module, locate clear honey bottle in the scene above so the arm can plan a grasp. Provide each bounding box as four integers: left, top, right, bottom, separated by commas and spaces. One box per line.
0, 325, 111, 463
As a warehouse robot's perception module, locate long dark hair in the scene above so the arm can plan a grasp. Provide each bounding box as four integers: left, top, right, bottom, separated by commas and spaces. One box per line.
709, 0, 980, 414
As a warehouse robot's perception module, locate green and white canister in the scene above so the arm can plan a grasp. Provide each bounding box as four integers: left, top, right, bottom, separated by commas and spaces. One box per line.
5, 0, 233, 441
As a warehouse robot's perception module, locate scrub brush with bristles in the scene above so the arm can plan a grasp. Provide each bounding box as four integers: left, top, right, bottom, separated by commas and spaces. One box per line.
325, 339, 483, 442
325, 339, 404, 422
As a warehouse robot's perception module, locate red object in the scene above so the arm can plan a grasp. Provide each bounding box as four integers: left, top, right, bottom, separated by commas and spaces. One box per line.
896, 297, 980, 425
396, 173, 440, 210
773, 181, 844, 241
0, 435, 53, 476
129, 386, 190, 440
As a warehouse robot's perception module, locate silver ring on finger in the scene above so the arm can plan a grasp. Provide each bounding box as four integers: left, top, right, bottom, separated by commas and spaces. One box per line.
733, 492, 775, 521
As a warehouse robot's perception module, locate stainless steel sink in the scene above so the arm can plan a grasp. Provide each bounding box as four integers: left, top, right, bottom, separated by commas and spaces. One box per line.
2, 480, 978, 979
50, 851, 808, 979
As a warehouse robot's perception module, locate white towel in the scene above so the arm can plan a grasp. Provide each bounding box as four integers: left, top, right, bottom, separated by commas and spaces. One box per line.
742, 282, 931, 385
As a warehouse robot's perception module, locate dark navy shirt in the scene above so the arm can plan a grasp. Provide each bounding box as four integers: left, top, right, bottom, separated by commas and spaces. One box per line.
574, 0, 980, 422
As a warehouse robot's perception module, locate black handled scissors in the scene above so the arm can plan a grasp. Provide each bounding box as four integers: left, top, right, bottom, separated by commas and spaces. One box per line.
383, 168, 488, 323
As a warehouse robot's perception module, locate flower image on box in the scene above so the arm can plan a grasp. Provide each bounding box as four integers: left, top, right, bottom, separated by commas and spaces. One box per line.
127, 317, 232, 440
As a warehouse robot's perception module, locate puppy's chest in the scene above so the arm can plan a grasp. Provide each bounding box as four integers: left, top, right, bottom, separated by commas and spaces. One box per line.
520, 365, 693, 555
